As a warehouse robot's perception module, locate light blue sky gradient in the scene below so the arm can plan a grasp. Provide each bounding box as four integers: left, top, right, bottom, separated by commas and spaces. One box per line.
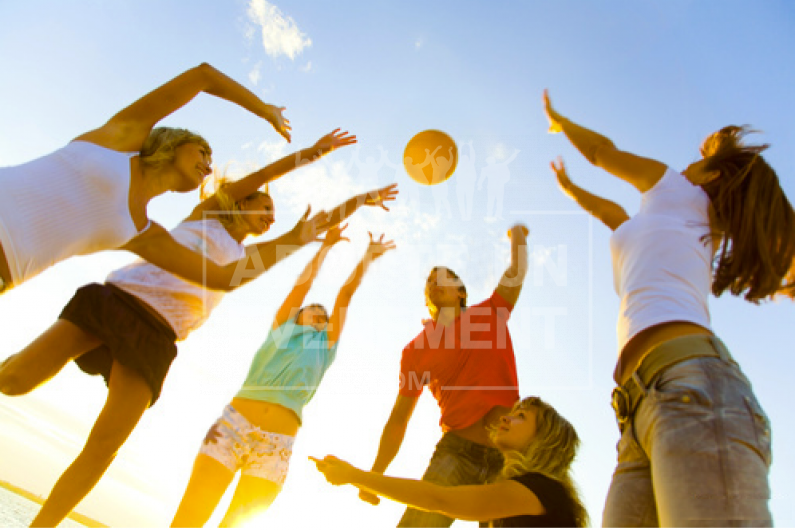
1, 1, 793, 526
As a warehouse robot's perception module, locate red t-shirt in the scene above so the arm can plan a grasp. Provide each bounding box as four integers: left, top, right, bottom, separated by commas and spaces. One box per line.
399, 291, 520, 431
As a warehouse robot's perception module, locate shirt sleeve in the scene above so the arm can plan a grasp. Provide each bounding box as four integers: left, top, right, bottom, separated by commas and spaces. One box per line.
490, 290, 515, 321
398, 341, 424, 397
640, 166, 710, 223
511, 473, 570, 520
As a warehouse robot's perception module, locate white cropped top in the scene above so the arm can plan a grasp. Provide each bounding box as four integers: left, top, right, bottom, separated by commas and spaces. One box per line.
0, 141, 145, 287
609, 167, 714, 353
107, 219, 245, 340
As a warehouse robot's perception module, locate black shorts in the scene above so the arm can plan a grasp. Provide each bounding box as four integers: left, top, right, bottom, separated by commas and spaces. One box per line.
59, 283, 178, 406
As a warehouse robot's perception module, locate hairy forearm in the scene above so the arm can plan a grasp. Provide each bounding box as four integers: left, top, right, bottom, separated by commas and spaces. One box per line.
558, 117, 617, 166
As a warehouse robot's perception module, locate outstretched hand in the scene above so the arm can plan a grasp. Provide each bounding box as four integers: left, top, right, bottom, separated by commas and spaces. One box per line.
364, 184, 399, 211
309, 455, 358, 487
550, 157, 577, 201
543, 89, 564, 134
321, 223, 350, 247
366, 232, 396, 260
292, 206, 330, 244
313, 128, 358, 154
263, 104, 292, 142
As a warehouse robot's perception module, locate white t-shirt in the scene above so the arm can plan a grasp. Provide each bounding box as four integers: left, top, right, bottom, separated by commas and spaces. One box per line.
107, 219, 245, 340
0, 141, 144, 286
609, 167, 713, 352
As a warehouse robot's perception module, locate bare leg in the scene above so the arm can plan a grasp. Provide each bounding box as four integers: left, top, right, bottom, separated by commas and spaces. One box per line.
219, 475, 282, 528
171, 454, 236, 527
0, 320, 101, 395
30, 361, 151, 527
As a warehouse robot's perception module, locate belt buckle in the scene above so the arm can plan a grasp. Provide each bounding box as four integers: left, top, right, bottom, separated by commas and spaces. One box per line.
611, 386, 631, 431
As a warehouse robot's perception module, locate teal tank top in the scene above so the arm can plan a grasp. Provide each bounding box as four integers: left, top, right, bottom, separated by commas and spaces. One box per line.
234, 320, 339, 424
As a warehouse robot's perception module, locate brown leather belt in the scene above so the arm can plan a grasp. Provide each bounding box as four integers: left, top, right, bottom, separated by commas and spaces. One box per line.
611, 335, 726, 432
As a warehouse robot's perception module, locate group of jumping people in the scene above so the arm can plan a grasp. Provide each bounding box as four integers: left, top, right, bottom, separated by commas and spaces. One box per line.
1, 64, 793, 528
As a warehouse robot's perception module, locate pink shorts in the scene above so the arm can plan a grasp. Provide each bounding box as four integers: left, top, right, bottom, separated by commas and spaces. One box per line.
199, 405, 295, 486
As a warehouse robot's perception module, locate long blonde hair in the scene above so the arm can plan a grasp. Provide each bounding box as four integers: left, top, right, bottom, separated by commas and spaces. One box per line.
492, 396, 590, 527
199, 168, 270, 233
699, 125, 795, 302
140, 127, 211, 169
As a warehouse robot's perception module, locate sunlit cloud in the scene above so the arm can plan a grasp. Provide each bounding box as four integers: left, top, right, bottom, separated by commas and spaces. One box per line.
246, 0, 312, 60
248, 61, 262, 85
300, 61, 313, 73
257, 138, 289, 160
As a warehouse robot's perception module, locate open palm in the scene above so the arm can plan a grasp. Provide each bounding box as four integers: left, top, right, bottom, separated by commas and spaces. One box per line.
364, 183, 399, 211
367, 232, 396, 260
314, 128, 357, 154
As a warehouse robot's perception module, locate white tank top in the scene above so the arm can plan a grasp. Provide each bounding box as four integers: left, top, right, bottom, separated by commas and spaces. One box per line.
0, 141, 145, 287
107, 219, 245, 340
609, 167, 713, 353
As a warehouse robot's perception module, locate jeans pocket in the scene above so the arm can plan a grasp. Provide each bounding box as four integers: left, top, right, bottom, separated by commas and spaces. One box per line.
742, 395, 772, 468
649, 358, 714, 409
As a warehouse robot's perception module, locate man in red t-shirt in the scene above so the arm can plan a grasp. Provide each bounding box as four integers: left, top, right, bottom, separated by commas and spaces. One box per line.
361, 224, 529, 527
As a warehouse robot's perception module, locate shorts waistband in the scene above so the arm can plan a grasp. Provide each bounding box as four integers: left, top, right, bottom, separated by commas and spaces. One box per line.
611, 335, 731, 431
222, 405, 296, 443
106, 283, 177, 341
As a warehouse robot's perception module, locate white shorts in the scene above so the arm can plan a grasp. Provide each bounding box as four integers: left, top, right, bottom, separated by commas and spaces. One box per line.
199, 404, 295, 486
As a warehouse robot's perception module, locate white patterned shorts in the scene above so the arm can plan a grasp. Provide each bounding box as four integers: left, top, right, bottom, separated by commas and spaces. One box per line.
199, 404, 295, 486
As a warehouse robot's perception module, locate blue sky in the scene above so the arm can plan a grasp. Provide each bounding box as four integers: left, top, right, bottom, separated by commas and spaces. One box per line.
1, 0, 794, 526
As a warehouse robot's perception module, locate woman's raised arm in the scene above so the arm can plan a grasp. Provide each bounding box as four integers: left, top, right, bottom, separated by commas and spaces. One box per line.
551, 157, 629, 231
320, 183, 399, 229
189, 129, 356, 220
326, 232, 395, 347
77, 63, 290, 151
271, 224, 349, 329
123, 206, 327, 292
544, 90, 665, 192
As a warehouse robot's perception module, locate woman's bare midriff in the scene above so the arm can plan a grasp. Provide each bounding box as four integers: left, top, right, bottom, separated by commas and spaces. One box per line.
615, 321, 713, 386
448, 405, 512, 448
230, 397, 300, 437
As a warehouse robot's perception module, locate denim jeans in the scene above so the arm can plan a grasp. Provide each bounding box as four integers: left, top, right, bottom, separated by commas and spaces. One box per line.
397, 432, 504, 527
603, 337, 772, 527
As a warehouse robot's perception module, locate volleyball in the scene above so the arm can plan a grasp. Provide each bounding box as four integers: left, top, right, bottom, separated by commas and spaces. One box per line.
403, 129, 458, 185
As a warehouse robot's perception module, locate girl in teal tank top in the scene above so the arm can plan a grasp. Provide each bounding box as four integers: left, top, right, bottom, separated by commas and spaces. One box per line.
171, 226, 395, 527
